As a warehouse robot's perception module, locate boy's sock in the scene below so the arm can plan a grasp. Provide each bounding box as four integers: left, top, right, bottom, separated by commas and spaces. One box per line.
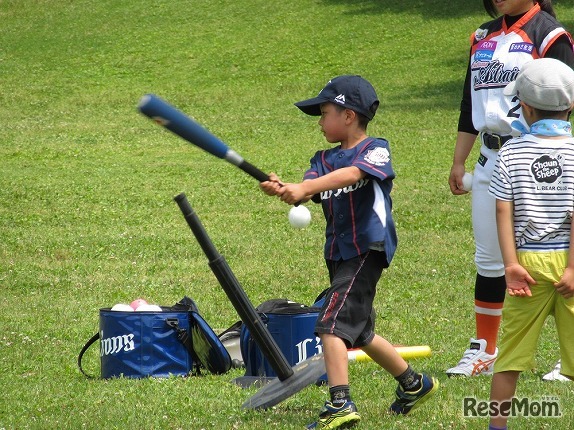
475, 274, 505, 355
395, 365, 422, 391
488, 426, 507, 430
329, 385, 351, 407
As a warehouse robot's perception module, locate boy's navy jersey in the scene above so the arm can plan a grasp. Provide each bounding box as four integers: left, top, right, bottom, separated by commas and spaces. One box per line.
469, 4, 573, 136
304, 137, 397, 265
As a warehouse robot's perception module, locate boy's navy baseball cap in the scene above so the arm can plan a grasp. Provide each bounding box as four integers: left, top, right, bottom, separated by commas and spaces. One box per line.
504, 58, 574, 111
295, 75, 379, 120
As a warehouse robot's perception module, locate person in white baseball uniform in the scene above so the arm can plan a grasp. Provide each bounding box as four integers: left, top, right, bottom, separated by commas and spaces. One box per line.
487, 57, 574, 430
447, 0, 574, 378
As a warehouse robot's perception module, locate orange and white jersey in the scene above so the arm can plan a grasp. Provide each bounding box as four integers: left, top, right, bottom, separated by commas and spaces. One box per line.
469, 4, 573, 135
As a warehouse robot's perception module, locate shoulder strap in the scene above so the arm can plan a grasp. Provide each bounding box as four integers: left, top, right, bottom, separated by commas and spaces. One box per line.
165, 318, 202, 375
77, 332, 100, 379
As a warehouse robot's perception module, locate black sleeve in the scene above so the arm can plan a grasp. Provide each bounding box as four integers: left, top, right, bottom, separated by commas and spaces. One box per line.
457, 54, 478, 135
544, 34, 574, 68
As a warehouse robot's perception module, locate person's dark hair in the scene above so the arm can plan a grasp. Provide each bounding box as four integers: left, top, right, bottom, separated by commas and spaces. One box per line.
357, 112, 371, 130
483, 1, 556, 19
334, 102, 378, 130
531, 107, 571, 120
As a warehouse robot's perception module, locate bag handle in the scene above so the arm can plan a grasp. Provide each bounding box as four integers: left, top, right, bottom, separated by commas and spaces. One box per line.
165, 318, 202, 375
78, 332, 100, 379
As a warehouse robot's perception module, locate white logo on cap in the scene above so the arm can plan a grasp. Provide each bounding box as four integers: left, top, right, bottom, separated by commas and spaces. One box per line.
334, 94, 346, 105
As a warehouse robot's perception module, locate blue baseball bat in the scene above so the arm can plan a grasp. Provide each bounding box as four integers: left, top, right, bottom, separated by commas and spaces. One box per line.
138, 94, 270, 182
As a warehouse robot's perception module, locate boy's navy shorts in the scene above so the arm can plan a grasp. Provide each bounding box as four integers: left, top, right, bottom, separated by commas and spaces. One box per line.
315, 250, 386, 348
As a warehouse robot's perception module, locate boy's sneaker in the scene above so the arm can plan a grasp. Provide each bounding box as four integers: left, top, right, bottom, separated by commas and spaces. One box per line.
446, 338, 497, 377
306, 400, 361, 429
389, 373, 439, 415
542, 360, 571, 382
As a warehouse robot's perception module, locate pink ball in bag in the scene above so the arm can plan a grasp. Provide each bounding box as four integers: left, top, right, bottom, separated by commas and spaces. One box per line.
130, 298, 148, 310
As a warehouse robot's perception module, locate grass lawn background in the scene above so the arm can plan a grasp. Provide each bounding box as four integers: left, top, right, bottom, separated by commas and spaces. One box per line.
1, 1, 574, 428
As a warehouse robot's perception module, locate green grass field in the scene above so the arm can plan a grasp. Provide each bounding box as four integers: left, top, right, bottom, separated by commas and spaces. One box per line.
2, 1, 574, 428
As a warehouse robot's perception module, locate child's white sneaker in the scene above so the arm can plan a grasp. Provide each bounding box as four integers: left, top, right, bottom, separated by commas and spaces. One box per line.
542, 360, 571, 382
446, 338, 497, 377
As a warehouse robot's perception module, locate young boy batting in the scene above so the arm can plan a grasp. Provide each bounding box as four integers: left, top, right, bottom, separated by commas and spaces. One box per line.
260, 75, 438, 429
488, 58, 574, 430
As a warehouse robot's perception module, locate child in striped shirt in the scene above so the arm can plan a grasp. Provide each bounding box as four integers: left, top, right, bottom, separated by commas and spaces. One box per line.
488, 58, 574, 430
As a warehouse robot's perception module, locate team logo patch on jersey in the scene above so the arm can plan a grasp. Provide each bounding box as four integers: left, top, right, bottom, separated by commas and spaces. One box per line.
474, 28, 488, 41
364, 147, 390, 166
509, 42, 534, 54
531, 152, 566, 191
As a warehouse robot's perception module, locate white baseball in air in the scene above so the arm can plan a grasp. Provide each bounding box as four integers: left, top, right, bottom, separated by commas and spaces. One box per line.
462, 172, 473, 192
288, 205, 311, 229
111, 303, 134, 312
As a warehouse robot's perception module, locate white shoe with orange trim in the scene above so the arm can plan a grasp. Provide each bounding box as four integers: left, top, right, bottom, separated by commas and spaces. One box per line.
446, 338, 497, 377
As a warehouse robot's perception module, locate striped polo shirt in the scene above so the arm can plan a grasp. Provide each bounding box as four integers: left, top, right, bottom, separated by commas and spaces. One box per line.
489, 134, 574, 250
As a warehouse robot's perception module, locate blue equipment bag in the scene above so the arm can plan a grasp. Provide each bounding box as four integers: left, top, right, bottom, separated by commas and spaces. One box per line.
240, 299, 326, 384
98, 307, 192, 378
78, 297, 231, 379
